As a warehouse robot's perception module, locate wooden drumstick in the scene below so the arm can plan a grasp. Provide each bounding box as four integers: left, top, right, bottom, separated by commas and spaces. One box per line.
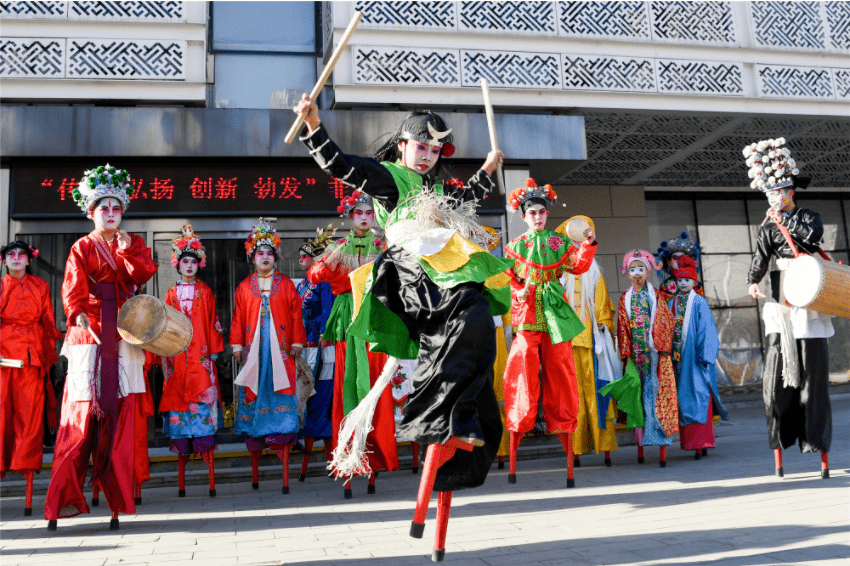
480, 77, 506, 196
87, 326, 102, 345
285, 11, 363, 144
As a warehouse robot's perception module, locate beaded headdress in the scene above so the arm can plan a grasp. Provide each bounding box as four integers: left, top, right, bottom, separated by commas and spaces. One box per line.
244, 218, 281, 259
508, 178, 557, 212
742, 138, 809, 192
300, 224, 337, 257
171, 225, 206, 268
337, 190, 373, 217
72, 164, 134, 213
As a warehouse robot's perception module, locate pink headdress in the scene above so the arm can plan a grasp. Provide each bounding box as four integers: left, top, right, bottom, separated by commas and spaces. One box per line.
621, 249, 660, 275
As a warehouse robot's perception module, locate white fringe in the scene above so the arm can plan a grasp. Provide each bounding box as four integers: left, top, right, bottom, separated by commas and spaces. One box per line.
329, 355, 400, 478
390, 188, 492, 248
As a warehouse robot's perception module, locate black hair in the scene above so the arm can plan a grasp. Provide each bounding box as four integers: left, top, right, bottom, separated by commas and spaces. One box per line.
1, 241, 35, 274
175, 250, 201, 271
373, 111, 453, 177
520, 197, 548, 215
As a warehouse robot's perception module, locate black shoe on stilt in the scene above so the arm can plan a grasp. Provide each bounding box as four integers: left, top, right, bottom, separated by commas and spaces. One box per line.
178, 490, 186, 497
432, 549, 445, 562
109, 519, 119, 531
701, 448, 708, 457
367, 485, 375, 494
24, 508, 32, 516
695, 451, 701, 461
344, 488, 353, 499
573, 457, 580, 468
47, 520, 57, 532
209, 489, 216, 497
134, 497, 141, 505
508, 474, 516, 484
252, 483, 259, 490
92, 497, 99, 507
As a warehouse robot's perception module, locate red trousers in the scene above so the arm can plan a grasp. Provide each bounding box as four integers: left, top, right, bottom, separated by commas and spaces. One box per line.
1, 365, 45, 473
504, 331, 578, 434
44, 391, 136, 519
679, 397, 715, 451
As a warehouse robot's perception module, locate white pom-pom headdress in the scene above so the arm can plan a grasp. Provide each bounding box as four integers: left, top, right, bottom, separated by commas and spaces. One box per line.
742, 138, 807, 193
72, 164, 134, 213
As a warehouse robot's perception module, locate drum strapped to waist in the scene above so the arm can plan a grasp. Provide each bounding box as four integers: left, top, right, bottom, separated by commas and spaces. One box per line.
117, 294, 193, 356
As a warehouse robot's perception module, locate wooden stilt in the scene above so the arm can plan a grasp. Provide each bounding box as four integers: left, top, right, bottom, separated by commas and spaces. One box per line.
299, 437, 314, 482
412, 442, 420, 474
821, 452, 829, 479
134, 481, 142, 505
695, 450, 701, 461
109, 511, 119, 530
701, 448, 708, 457
343, 477, 352, 499
556, 433, 575, 488
23, 470, 34, 516
774, 448, 784, 477
637, 445, 644, 464
508, 431, 521, 484
201, 450, 216, 496
498, 455, 505, 469
659, 446, 667, 468
367, 471, 376, 494
251, 451, 260, 489
92, 481, 100, 506
274, 446, 290, 494
432, 491, 453, 562
604, 450, 612, 467
178, 454, 190, 496
573, 455, 581, 468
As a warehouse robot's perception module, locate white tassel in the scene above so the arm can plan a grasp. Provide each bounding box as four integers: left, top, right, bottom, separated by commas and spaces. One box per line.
329, 355, 400, 478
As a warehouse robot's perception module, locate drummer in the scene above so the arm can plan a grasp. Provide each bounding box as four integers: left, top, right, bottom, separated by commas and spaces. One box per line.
45, 165, 158, 530
744, 138, 833, 477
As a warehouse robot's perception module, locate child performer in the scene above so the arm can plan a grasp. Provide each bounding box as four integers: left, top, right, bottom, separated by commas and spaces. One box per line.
230, 220, 307, 494
45, 165, 158, 530
656, 232, 703, 303
669, 255, 729, 460
307, 193, 399, 498
159, 226, 225, 497
1, 241, 62, 516
617, 250, 678, 467
503, 180, 597, 486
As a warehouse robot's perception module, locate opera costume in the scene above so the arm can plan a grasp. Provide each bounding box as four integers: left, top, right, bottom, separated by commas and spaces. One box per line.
159, 226, 225, 497
743, 138, 833, 478
616, 250, 678, 467
555, 217, 619, 465
503, 181, 596, 486
230, 220, 308, 494
656, 232, 704, 304
45, 165, 158, 530
1, 242, 62, 516
306, 194, 398, 497
668, 255, 729, 459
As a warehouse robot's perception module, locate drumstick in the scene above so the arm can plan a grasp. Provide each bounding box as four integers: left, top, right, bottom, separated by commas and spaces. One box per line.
480, 78, 507, 196
285, 11, 363, 144
87, 326, 102, 345
0, 358, 24, 369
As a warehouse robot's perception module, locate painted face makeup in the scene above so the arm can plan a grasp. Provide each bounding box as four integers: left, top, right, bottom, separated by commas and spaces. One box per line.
398, 140, 441, 174
670, 252, 686, 271
89, 197, 123, 233
351, 206, 375, 232
766, 188, 792, 211
178, 256, 199, 280
628, 260, 648, 289
254, 246, 276, 273
4, 248, 29, 272
522, 204, 549, 232
298, 252, 313, 271
676, 277, 696, 294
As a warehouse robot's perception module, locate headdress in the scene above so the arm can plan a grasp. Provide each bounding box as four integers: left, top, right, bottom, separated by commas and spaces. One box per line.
673, 255, 698, 281
742, 138, 810, 192
508, 178, 557, 213
171, 225, 206, 268
300, 224, 337, 257
1, 240, 38, 260
72, 164, 134, 213
337, 190, 373, 217
621, 249, 660, 275
244, 218, 281, 259
397, 111, 456, 156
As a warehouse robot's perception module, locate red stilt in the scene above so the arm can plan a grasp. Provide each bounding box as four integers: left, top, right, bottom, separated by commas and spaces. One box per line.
299, 437, 315, 482
556, 433, 575, 488
201, 450, 216, 496
637, 445, 645, 464
109, 510, 119, 530
774, 448, 784, 477
508, 431, 521, 484
367, 471, 376, 494
23, 470, 34, 516
412, 442, 420, 474
433, 491, 453, 562
573, 455, 581, 468
92, 481, 100, 506
604, 450, 612, 467
134, 481, 142, 505
274, 446, 290, 494
410, 437, 473, 541
497, 455, 504, 470
251, 450, 260, 489
178, 454, 190, 497
343, 477, 352, 499
323, 440, 333, 465
695, 450, 701, 461
659, 446, 667, 468
821, 452, 829, 479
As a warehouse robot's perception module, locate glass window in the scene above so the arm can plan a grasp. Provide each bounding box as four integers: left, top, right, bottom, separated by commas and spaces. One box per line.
700, 253, 756, 308
695, 199, 750, 254
214, 54, 316, 110
645, 200, 696, 255
212, 1, 315, 53
807, 199, 847, 251
713, 307, 764, 394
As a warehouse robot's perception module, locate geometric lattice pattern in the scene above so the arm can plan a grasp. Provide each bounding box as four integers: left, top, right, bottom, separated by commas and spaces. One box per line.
750, 1, 825, 49
834, 69, 850, 99
461, 50, 559, 88
0, 1, 68, 17
459, 1, 556, 33
354, 47, 459, 86
756, 65, 834, 99
66, 39, 185, 79
0, 37, 64, 77
68, 1, 184, 20
656, 59, 743, 95
558, 1, 649, 38
826, 1, 850, 50
651, 1, 736, 43
355, 0, 456, 29
563, 55, 656, 91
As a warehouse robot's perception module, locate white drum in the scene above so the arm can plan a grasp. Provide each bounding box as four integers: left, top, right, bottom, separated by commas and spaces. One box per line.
783, 254, 850, 319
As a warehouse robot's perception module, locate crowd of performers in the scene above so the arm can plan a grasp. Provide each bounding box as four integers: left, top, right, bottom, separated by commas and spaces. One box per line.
0, 118, 837, 558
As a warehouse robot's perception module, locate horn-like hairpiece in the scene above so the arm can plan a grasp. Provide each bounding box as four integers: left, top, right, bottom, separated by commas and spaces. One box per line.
427, 122, 452, 141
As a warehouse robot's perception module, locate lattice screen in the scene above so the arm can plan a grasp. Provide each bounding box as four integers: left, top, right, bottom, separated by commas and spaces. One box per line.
66, 39, 186, 79
0, 37, 65, 76
462, 50, 560, 88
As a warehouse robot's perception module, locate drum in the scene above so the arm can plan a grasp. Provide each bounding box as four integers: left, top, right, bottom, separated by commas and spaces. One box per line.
555, 215, 594, 244
117, 295, 193, 356
783, 255, 850, 319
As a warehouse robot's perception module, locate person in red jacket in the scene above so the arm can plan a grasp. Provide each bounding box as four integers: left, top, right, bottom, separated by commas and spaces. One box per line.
1, 241, 62, 516
45, 165, 157, 531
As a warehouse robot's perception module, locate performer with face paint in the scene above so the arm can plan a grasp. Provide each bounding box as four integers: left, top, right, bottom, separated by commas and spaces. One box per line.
743, 138, 833, 478
45, 166, 158, 530
656, 232, 703, 303
1, 242, 62, 516
617, 250, 678, 467
158, 226, 225, 497
668, 255, 729, 460
230, 220, 307, 494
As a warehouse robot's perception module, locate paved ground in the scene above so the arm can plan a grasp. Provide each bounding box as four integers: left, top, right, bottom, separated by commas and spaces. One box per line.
1, 397, 848, 566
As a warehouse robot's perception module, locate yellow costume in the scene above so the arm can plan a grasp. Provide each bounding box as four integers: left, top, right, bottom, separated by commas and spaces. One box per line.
492, 312, 512, 459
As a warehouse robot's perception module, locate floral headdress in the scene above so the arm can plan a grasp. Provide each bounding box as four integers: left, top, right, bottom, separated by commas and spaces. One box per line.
742, 138, 809, 192
244, 218, 281, 259
72, 164, 134, 213
337, 190, 373, 217
300, 224, 337, 257
508, 178, 557, 212
171, 225, 206, 268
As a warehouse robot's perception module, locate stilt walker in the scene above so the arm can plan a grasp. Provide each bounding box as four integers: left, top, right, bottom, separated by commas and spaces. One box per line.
230, 220, 307, 494
743, 138, 837, 478
45, 165, 158, 530
1, 242, 62, 516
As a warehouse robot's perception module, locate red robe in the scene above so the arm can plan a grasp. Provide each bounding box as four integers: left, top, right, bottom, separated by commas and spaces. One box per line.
1, 273, 61, 473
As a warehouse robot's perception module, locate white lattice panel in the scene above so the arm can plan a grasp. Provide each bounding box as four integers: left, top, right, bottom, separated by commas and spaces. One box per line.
0, 37, 65, 77
756, 64, 834, 99
68, 1, 184, 21
750, 1, 825, 50
558, 1, 649, 38
656, 59, 743, 95
354, 47, 460, 86
651, 1, 736, 43
826, 1, 850, 51
563, 54, 656, 92
459, 1, 556, 34
461, 50, 560, 88
355, 1, 456, 30
833, 68, 850, 99
66, 38, 186, 79
0, 0, 67, 17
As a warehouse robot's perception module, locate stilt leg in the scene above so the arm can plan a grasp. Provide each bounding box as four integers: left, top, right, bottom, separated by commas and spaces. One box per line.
23, 470, 34, 516
47, 520, 57, 531
695, 450, 701, 461
134, 481, 142, 505
774, 448, 784, 477
410, 438, 470, 540
573, 455, 581, 468
508, 431, 521, 484
556, 433, 575, 488
637, 445, 644, 464
178, 454, 189, 497
92, 481, 100, 506
659, 446, 667, 468
251, 450, 260, 489
109, 511, 119, 530
201, 450, 216, 497
299, 437, 314, 482
343, 477, 352, 499
274, 446, 290, 494
412, 442, 420, 474
432, 491, 453, 562
498, 456, 504, 470
367, 471, 376, 494
604, 451, 612, 467
821, 452, 829, 479
701, 448, 708, 457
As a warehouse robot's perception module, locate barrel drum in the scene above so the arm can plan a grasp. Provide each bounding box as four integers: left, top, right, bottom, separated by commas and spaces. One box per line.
117, 295, 193, 357
783, 255, 850, 319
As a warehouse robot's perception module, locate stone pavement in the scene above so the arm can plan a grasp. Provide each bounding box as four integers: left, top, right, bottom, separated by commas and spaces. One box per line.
1, 397, 848, 566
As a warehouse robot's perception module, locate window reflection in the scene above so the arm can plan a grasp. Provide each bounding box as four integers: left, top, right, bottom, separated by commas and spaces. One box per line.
214, 54, 316, 110
713, 307, 764, 393
645, 200, 696, 255
696, 199, 750, 253
700, 254, 756, 308
212, 1, 315, 53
